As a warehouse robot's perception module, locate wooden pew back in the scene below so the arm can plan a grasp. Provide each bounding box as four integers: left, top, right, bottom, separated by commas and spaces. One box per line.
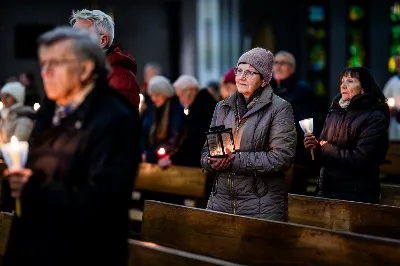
381, 184, 400, 207
0, 212, 12, 264
141, 200, 400, 266
288, 194, 400, 239
135, 163, 206, 198
128, 239, 243, 266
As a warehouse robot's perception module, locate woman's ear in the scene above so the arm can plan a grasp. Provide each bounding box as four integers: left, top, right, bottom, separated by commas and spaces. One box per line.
262, 80, 267, 87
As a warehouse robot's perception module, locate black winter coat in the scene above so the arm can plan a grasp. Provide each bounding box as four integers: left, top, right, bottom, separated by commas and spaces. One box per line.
316, 93, 389, 203
4, 78, 140, 266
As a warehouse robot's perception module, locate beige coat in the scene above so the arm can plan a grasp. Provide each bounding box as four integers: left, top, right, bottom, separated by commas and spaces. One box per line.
201, 86, 297, 221
0, 105, 35, 145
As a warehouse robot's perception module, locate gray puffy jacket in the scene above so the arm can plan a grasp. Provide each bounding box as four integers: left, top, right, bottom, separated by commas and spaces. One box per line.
201, 86, 297, 221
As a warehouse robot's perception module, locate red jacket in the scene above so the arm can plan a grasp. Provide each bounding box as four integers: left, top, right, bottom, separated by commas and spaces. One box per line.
106, 44, 140, 109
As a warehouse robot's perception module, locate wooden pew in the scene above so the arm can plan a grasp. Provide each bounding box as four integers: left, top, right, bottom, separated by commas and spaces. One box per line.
133, 166, 400, 239
381, 184, 400, 207
0, 212, 12, 265
288, 194, 400, 239
128, 239, 243, 266
141, 200, 400, 266
381, 142, 400, 178
135, 163, 206, 198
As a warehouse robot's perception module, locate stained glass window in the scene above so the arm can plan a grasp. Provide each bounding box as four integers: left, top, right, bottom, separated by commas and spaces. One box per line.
306, 2, 329, 133
389, 1, 400, 73
346, 2, 368, 67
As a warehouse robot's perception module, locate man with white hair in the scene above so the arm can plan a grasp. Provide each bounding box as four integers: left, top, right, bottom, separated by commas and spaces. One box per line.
70, 9, 140, 109
3, 26, 139, 266
158, 75, 216, 168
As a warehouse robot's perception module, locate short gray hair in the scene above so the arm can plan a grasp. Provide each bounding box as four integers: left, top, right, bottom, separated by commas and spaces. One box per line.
275, 51, 296, 67
70, 9, 115, 49
148, 75, 174, 98
173, 75, 199, 92
37, 26, 110, 76
144, 62, 162, 74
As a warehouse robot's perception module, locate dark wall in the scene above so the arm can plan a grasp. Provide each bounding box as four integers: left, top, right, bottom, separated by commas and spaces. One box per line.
0, 0, 181, 91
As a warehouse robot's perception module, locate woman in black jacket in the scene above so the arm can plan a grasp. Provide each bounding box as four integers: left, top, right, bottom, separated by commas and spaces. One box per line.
304, 67, 390, 204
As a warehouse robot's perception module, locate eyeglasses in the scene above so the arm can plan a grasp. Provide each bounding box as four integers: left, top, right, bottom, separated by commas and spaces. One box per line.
273, 61, 292, 66
234, 67, 261, 79
40, 58, 78, 70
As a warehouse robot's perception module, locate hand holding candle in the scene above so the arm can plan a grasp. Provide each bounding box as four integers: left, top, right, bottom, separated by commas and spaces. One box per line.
1, 136, 29, 217
299, 118, 315, 160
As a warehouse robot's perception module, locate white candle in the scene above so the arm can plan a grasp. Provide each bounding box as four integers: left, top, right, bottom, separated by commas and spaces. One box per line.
33, 103, 40, 111
0, 102, 3, 110
1, 136, 29, 170
388, 97, 395, 108
10, 136, 21, 169
139, 94, 144, 111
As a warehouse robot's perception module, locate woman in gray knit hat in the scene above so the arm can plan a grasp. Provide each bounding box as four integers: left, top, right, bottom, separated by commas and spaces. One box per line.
201, 47, 297, 221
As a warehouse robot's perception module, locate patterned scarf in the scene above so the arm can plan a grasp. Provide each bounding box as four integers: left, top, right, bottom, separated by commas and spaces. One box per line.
236, 87, 264, 119
339, 98, 350, 109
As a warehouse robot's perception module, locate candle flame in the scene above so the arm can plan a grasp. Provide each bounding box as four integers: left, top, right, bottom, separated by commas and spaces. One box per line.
139, 94, 144, 110
388, 97, 395, 108
157, 147, 166, 156
33, 103, 40, 111
11, 136, 19, 146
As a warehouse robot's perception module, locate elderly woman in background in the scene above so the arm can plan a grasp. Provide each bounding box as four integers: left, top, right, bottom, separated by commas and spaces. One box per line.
141, 75, 184, 163
201, 47, 297, 221
304, 67, 389, 204
0, 82, 35, 145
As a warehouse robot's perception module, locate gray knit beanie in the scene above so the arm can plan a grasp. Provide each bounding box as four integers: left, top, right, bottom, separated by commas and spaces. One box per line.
148, 75, 174, 98
237, 47, 274, 83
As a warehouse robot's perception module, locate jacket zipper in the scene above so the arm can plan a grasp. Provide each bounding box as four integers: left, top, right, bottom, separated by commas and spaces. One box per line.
228, 176, 236, 214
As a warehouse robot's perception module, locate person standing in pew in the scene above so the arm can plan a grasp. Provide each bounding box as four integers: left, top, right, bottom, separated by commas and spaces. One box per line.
3, 27, 140, 266
304, 67, 389, 204
201, 48, 297, 221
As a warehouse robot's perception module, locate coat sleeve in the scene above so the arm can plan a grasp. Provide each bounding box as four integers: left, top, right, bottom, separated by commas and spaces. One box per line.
22, 111, 140, 221
109, 65, 140, 109
319, 111, 388, 169
231, 102, 297, 176
200, 102, 222, 172
14, 117, 34, 141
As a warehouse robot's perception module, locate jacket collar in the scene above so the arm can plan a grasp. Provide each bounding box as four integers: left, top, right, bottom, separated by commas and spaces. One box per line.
222, 85, 274, 119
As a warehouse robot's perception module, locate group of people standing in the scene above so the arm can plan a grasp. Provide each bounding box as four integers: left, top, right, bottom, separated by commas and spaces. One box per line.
0, 7, 392, 266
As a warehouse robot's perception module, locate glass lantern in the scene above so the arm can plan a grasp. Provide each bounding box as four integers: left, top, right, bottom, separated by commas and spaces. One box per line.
205, 125, 236, 158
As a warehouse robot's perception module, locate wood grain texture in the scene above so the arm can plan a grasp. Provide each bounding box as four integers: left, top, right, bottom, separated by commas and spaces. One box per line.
135, 163, 206, 198
0, 212, 12, 264
381, 184, 400, 207
128, 239, 243, 266
288, 194, 400, 238
142, 200, 400, 266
